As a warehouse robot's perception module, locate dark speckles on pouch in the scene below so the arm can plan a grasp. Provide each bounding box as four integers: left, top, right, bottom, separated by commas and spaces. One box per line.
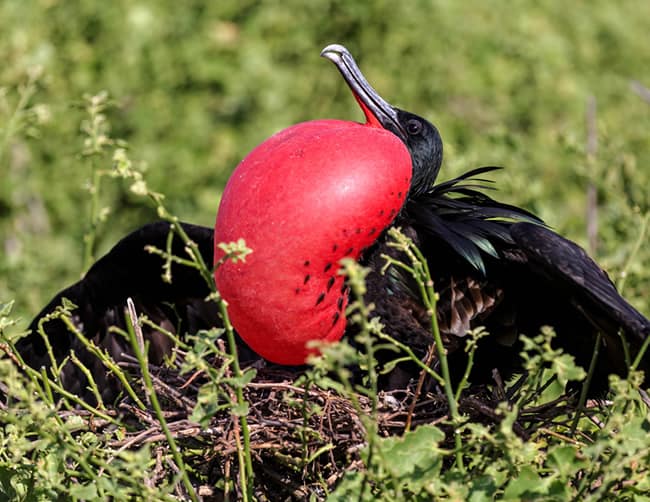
355, 228, 361, 235
369, 227, 376, 236
326, 276, 336, 292
324, 262, 333, 273
316, 292, 326, 306
389, 209, 396, 218
340, 283, 347, 295
295, 288, 300, 295
337, 296, 344, 311
345, 247, 354, 255
379, 209, 385, 217
398, 191, 403, 198
304, 274, 311, 285
304, 260, 310, 267
332, 244, 338, 253
332, 311, 340, 326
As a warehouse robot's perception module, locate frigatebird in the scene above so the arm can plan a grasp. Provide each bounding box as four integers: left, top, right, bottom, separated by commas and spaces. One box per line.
17, 44, 649, 403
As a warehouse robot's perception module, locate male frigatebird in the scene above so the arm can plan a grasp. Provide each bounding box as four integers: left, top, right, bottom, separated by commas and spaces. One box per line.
18, 44, 649, 403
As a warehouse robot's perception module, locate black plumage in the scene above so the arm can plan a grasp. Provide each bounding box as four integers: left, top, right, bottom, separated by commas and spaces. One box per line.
18, 222, 221, 402
364, 167, 649, 390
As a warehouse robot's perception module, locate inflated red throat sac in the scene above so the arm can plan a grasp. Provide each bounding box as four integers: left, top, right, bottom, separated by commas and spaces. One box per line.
214, 46, 412, 365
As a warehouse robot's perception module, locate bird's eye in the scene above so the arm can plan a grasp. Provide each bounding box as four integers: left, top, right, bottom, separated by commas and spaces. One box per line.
406, 119, 422, 136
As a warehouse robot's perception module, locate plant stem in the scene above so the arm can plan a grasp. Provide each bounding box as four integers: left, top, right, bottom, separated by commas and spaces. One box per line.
0, 69, 39, 166
387, 228, 465, 472
83, 160, 102, 272
125, 300, 199, 502
571, 332, 601, 435
164, 216, 255, 498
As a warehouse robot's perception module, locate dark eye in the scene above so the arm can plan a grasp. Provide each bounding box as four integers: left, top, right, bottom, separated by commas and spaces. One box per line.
406, 119, 422, 136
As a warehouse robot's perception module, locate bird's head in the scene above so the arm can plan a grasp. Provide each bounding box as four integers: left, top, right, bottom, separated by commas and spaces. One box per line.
321, 44, 443, 196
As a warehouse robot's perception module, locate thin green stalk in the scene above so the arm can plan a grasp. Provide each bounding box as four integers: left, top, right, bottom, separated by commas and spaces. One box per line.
162, 215, 254, 497
19, 364, 116, 423
420, 258, 465, 473
39, 367, 55, 403
617, 211, 649, 293
35, 311, 73, 376
215, 295, 254, 500
80, 92, 112, 272
59, 317, 146, 410
124, 300, 199, 502
339, 259, 380, 502
571, 332, 601, 435
140, 316, 189, 351
385, 228, 465, 472
417, 247, 460, 417
376, 330, 445, 386
167, 216, 216, 287
69, 350, 105, 408
455, 340, 479, 403
83, 160, 102, 271
115, 148, 254, 495
632, 333, 650, 372
0, 69, 40, 166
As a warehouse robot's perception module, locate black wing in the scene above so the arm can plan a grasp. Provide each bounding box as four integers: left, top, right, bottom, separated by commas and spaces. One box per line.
376, 169, 649, 391
510, 222, 650, 361
17, 221, 220, 404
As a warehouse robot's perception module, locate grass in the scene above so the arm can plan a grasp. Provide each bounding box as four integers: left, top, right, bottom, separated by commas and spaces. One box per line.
1, 1, 649, 499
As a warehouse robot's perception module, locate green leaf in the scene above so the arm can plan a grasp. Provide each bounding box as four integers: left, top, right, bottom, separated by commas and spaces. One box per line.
376, 424, 445, 490
502, 466, 542, 500
551, 353, 586, 387
547, 445, 585, 480
0, 301, 14, 317
69, 482, 98, 500
467, 475, 497, 502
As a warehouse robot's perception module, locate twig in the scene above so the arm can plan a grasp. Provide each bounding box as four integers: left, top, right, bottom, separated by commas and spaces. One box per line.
405, 343, 435, 432
630, 80, 650, 104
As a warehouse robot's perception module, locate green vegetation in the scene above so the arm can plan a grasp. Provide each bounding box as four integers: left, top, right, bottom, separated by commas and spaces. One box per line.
1, 0, 649, 500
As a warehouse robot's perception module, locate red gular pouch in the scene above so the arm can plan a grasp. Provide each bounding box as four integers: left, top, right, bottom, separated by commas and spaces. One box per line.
214, 118, 411, 364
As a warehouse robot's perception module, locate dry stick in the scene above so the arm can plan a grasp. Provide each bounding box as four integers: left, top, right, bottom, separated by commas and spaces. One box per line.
217, 337, 250, 502
405, 343, 435, 432
585, 95, 598, 256
630, 80, 650, 104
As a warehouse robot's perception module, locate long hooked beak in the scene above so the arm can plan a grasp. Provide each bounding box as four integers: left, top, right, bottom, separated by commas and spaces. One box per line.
321, 44, 407, 141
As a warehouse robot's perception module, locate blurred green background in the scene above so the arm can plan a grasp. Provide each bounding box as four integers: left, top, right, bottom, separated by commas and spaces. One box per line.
1, 0, 649, 328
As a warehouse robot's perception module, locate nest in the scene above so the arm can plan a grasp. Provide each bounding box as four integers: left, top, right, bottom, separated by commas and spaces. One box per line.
53, 343, 584, 501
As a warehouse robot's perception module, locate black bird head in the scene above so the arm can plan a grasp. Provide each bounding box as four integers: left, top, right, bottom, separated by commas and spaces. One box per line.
321, 44, 443, 197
